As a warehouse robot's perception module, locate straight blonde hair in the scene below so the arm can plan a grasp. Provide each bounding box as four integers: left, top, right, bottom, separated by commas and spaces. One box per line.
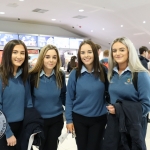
108, 37, 149, 81
29, 44, 63, 88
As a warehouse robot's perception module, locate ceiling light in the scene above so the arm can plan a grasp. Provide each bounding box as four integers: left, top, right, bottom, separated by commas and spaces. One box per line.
143, 21, 146, 23
51, 19, 56, 21
0, 12, 5, 14
121, 25, 123, 27
79, 9, 84, 12
102, 28, 105, 30
19, 0, 24, 1
91, 30, 93, 32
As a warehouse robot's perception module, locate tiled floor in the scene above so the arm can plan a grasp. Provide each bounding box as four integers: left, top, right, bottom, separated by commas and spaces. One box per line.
33, 123, 150, 150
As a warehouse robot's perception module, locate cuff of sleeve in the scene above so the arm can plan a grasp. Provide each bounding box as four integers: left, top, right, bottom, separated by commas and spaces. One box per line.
5, 126, 13, 139
66, 120, 73, 124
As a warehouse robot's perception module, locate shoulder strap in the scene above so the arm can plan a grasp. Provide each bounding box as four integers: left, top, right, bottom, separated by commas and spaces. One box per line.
101, 65, 108, 91
60, 70, 65, 84
132, 72, 138, 91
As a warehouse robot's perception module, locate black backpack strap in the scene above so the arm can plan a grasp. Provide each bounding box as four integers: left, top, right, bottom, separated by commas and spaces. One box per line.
101, 65, 108, 91
101, 65, 110, 104
60, 70, 65, 84
132, 72, 138, 91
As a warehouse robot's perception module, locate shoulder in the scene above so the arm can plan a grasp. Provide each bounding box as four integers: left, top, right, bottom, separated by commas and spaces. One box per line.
137, 71, 150, 80
68, 69, 77, 80
136, 72, 150, 90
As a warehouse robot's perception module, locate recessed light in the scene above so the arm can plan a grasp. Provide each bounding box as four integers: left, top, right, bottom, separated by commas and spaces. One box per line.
143, 21, 146, 23
121, 25, 123, 27
19, 0, 24, 1
0, 12, 5, 14
51, 19, 56, 21
91, 30, 93, 32
79, 9, 84, 12
102, 28, 105, 30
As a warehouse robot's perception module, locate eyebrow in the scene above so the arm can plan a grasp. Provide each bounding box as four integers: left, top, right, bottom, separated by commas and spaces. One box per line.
13, 50, 25, 52
45, 55, 57, 56
81, 49, 92, 51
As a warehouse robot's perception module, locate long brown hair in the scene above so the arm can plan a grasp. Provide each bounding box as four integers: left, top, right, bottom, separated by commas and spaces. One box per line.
0, 40, 29, 86
77, 40, 105, 82
29, 44, 63, 88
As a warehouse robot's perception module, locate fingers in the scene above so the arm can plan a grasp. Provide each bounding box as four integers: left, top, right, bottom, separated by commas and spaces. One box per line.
106, 105, 116, 114
7, 136, 17, 147
7, 141, 17, 146
66, 123, 75, 133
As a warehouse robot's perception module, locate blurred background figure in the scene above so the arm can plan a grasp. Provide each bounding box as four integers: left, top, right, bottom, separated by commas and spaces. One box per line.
67, 56, 77, 73
139, 46, 149, 69
100, 49, 109, 68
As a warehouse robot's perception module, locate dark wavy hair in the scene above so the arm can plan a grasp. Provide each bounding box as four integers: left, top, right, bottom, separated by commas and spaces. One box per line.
0, 40, 29, 86
77, 40, 105, 82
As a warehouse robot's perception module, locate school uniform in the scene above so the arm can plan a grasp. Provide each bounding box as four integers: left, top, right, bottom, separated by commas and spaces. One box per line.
65, 66, 107, 150
0, 69, 33, 150
31, 70, 66, 150
109, 66, 150, 137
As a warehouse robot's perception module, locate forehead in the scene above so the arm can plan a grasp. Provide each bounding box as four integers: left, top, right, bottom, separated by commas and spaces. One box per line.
45, 49, 57, 55
112, 42, 126, 49
81, 44, 92, 50
13, 45, 25, 51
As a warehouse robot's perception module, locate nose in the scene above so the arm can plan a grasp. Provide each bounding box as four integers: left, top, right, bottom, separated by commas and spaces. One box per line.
49, 58, 53, 62
116, 50, 120, 55
84, 52, 88, 57
16, 53, 22, 58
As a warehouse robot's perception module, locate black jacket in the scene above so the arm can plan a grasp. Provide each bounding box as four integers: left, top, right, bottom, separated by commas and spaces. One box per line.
17, 107, 44, 150
139, 55, 149, 69
102, 100, 146, 150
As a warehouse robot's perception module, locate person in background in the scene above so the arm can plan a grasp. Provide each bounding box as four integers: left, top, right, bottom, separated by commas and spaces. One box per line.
139, 46, 150, 123
65, 40, 107, 150
29, 44, 66, 150
67, 56, 77, 73
0, 40, 32, 150
139, 46, 149, 69
147, 50, 150, 71
106, 37, 150, 149
100, 49, 109, 68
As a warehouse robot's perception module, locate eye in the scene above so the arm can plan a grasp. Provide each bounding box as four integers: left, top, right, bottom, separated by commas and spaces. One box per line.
53, 56, 57, 59
112, 49, 116, 52
80, 51, 85, 54
45, 56, 50, 59
88, 50, 92, 53
12, 51, 17, 54
21, 52, 25, 55
120, 49, 124, 52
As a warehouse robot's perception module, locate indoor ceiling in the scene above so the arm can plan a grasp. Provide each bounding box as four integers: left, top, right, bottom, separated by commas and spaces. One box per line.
0, 0, 150, 49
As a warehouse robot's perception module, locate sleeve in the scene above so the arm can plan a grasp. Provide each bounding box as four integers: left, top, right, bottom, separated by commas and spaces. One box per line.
65, 70, 77, 124
138, 72, 150, 116
0, 79, 13, 139
24, 79, 33, 108
60, 71, 66, 106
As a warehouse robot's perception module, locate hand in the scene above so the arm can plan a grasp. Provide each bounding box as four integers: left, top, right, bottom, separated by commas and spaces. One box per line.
6, 135, 17, 146
106, 105, 116, 114
66, 123, 75, 133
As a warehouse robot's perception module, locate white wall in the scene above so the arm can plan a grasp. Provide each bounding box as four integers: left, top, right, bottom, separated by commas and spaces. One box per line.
0, 20, 82, 38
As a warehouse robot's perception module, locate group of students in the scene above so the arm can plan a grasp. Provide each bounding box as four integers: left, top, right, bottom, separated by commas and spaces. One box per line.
0, 37, 150, 150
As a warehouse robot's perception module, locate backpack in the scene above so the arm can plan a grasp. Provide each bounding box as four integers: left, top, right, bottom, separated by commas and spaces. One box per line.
101, 59, 108, 69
